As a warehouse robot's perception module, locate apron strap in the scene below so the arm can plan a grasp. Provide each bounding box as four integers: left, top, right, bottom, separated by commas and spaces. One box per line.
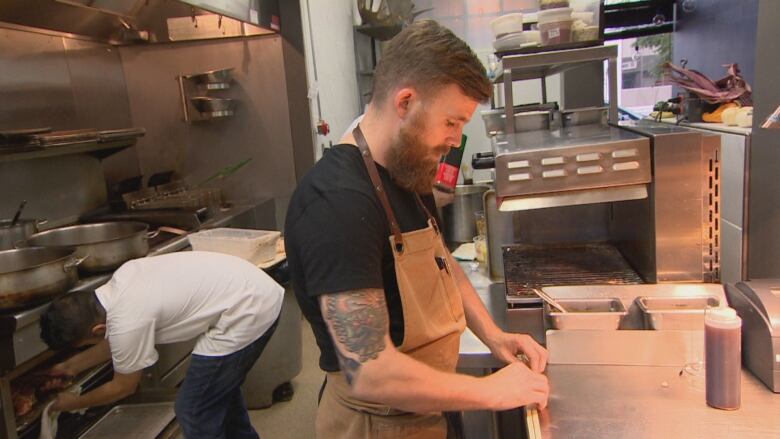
413, 192, 440, 234
353, 125, 405, 252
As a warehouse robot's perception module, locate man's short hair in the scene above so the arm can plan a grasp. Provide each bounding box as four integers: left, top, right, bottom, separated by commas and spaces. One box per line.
40, 290, 103, 351
371, 20, 491, 105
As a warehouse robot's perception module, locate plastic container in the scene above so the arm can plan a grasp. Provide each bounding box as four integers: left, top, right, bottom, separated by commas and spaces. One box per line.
523, 30, 542, 45
493, 33, 527, 52
571, 11, 594, 25
188, 228, 281, 264
572, 25, 599, 42
539, 0, 570, 10
705, 307, 742, 410
474, 211, 487, 237
473, 235, 487, 263
538, 8, 574, 46
490, 13, 524, 38
538, 6, 573, 22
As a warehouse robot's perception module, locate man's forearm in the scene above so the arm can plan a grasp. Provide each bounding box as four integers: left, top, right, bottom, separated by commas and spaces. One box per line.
62, 379, 135, 411
62, 340, 111, 375
353, 344, 502, 412
57, 370, 142, 412
450, 255, 501, 345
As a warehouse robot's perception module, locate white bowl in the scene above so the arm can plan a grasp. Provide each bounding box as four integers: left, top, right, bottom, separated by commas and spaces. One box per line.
490, 13, 524, 38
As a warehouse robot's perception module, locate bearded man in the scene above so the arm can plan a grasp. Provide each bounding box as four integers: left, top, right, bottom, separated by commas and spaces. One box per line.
285, 20, 550, 439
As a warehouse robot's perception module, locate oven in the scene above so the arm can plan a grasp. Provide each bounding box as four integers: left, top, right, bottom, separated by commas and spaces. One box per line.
480, 120, 721, 339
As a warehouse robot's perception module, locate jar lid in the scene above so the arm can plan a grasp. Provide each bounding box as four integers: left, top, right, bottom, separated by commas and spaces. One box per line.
705, 306, 741, 327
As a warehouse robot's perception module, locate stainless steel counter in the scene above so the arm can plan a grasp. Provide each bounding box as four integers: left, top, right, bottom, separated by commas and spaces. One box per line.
536, 365, 780, 439
456, 262, 780, 439
458, 262, 504, 370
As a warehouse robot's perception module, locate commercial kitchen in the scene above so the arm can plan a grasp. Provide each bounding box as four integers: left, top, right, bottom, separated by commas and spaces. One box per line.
1, 0, 779, 438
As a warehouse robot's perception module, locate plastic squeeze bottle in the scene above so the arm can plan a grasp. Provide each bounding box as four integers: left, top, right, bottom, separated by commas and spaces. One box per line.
704, 306, 742, 410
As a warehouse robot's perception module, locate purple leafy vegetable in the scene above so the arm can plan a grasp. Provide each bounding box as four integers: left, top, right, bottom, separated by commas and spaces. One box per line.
664, 62, 752, 106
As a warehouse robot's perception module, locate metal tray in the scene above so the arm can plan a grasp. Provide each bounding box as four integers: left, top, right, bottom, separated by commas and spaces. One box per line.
546, 297, 627, 330
561, 107, 607, 127
79, 402, 175, 439
636, 296, 719, 330
481, 109, 552, 136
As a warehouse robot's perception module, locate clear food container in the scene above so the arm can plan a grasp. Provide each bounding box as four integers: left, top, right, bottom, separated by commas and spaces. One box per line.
538, 8, 574, 46
188, 228, 281, 264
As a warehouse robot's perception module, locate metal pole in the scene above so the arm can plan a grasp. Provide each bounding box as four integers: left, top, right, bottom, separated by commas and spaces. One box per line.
504, 69, 514, 135
608, 57, 618, 124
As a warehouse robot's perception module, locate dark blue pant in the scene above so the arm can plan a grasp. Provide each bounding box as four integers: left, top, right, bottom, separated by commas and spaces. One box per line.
175, 320, 278, 439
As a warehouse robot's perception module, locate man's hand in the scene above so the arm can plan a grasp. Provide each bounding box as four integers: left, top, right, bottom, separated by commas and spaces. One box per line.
48, 362, 75, 378
51, 392, 80, 412
486, 331, 548, 373
482, 362, 549, 411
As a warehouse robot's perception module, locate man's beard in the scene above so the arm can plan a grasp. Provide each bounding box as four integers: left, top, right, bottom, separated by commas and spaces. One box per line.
385, 110, 450, 194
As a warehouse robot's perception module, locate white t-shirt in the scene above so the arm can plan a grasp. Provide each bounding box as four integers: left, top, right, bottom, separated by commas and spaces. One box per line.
95, 251, 284, 374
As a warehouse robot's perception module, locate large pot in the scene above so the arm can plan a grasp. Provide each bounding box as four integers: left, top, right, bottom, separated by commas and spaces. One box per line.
0, 247, 84, 310
25, 222, 153, 274
0, 219, 46, 250
442, 185, 490, 244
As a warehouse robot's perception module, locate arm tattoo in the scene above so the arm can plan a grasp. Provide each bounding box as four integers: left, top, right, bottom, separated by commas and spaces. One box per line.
322, 289, 388, 384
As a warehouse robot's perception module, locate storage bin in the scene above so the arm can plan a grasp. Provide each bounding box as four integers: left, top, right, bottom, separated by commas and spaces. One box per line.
188, 228, 280, 264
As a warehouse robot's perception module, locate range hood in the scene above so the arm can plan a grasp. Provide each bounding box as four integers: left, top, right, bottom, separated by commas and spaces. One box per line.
0, 0, 280, 44
55, 0, 147, 18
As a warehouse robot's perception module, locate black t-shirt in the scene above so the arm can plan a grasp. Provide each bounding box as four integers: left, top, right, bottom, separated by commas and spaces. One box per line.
285, 144, 440, 372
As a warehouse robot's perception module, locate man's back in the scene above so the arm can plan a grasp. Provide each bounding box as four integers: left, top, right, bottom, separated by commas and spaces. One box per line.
96, 251, 283, 373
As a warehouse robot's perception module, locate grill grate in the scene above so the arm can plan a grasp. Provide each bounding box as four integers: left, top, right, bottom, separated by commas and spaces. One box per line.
503, 242, 644, 299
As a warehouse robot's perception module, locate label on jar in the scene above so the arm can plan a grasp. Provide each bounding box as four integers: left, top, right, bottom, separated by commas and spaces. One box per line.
548, 28, 561, 39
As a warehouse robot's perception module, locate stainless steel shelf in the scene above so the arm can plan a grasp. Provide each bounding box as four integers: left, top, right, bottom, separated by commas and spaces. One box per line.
0, 138, 136, 164
493, 45, 619, 133
492, 45, 618, 82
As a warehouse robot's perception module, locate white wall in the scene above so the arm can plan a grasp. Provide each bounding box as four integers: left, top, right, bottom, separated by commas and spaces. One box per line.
300, 0, 361, 160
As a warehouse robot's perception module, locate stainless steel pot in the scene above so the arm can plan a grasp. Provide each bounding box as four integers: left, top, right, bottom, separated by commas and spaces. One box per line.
190, 97, 236, 114
442, 185, 490, 244
0, 247, 85, 310
0, 219, 46, 250
25, 222, 154, 274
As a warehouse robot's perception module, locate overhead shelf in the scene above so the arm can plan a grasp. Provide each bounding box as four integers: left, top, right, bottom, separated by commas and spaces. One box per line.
492, 45, 619, 132
492, 45, 618, 83
0, 138, 137, 164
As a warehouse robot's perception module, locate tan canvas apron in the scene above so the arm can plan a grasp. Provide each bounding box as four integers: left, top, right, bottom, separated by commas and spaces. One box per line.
315, 126, 467, 439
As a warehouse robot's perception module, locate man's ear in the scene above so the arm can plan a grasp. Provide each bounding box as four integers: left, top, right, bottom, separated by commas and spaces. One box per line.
91, 323, 107, 337
393, 87, 417, 119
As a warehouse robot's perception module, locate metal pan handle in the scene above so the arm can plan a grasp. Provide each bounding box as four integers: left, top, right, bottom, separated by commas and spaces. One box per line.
63, 255, 89, 272
156, 226, 188, 236
147, 227, 188, 239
